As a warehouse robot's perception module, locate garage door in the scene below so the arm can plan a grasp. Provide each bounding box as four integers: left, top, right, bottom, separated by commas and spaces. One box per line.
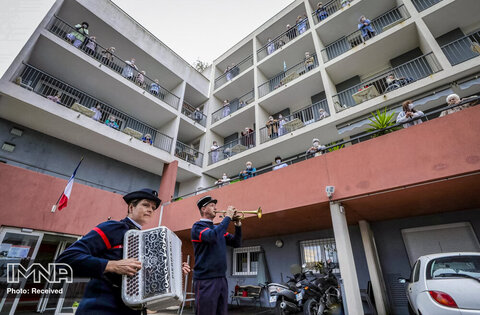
401, 222, 480, 266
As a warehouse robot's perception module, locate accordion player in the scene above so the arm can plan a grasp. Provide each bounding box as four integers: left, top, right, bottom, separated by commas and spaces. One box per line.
122, 226, 184, 311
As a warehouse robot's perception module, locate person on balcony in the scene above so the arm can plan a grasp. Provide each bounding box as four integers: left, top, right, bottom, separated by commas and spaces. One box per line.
341, 0, 352, 8
142, 133, 153, 145
239, 161, 256, 180
210, 141, 220, 164
47, 92, 62, 103
286, 24, 297, 41
267, 38, 275, 55
318, 108, 329, 120
266, 116, 279, 139
238, 100, 246, 109
222, 100, 231, 117
241, 127, 255, 148
194, 108, 203, 122
278, 114, 288, 136
396, 100, 424, 128
84, 36, 97, 56
385, 74, 414, 92
316, 2, 329, 21
296, 15, 308, 35
225, 65, 233, 81
440, 93, 479, 117
304, 51, 316, 72
122, 58, 138, 80
136, 70, 146, 88
358, 16, 376, 41
306, 138, 326, 156
91, 104, 102, 121
150, 79, 160, 96
215, 173, 231, 187
66, 21, 89, 48
105, 115, 119, 130
101, 47, 115, 66
273, 156, 288, 171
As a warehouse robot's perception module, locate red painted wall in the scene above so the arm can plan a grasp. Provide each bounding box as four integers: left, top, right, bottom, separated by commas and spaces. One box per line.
164, 106, 480, 232
0, 164, 161, 235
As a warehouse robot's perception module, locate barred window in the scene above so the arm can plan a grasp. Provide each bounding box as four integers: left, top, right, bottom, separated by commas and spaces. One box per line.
300, 238, 339, 273
232, 246, 261, 276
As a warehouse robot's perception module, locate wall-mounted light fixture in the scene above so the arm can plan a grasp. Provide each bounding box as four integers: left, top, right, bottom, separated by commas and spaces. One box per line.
275, 239, 284, 248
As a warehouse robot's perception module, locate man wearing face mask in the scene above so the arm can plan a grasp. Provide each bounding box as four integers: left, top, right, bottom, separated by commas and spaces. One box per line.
306, 138, 326, 157
215, 173, 231, 187
239, 161, 256, 180
273, 156, 288, 170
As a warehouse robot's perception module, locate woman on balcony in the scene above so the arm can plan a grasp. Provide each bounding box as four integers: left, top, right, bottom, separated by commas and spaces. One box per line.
222, 100, 231, 117
296, 15, 308, 35
267, 38, 275, 55
304, 52, 316, 72
84, 36, 97, 56
101, 47, 115, 66
122, 58, 138, 80
315, 2, 329, 21
241, 127, 255, 148
358, 16, 376, 41
278, 114, 287, 136
66, 21, 89, 48
266, 116, 279, 139
210, 141, 220, 164
396, 100, 424, 128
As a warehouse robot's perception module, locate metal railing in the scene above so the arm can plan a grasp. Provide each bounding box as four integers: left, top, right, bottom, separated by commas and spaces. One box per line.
174, 95, 480, 201
441, 30, 480, 66
211, 90, 255, 124
214, 55, 254, 90
15, 63, 173, 153
332, 53, 442, 111
175, 141, 203, 167
259, 99, 330, 143
257, 17, 310, 61
321, 5, 409, 62
411, 0, 443, 12
258, 53, 319, 98
181, 102, 207, 127
208, 131, 256, 165
311, 0, 351, 24
48, 15, 180, 109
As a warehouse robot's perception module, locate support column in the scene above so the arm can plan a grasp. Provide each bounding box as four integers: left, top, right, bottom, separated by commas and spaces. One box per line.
158, 160, 178, 206
359, 220, 390, 315
330, 202, 364, 315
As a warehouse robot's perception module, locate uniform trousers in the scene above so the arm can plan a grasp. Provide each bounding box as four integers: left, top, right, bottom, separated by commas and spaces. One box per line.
194, 277, 228, 315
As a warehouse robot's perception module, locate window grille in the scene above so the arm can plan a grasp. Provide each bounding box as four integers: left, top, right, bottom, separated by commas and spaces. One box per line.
232, 246, 261, 276
299, 238, 340, 273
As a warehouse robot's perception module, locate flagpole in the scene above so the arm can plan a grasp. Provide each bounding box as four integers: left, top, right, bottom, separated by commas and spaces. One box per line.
51, 157, 84, 213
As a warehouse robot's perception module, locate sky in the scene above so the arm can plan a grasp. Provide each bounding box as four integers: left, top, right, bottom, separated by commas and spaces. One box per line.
0, 0, 294, 76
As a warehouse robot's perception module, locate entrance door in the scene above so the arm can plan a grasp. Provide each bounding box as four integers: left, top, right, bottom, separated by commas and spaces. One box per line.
402, 222, 480, 265
0, 228, 44, 315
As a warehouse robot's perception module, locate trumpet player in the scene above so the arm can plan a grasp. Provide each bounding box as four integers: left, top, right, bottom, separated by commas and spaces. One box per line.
191, 196, 242, 315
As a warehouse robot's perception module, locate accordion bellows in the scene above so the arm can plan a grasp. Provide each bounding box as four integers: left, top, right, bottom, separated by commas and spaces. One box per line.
122, 226, 183, 310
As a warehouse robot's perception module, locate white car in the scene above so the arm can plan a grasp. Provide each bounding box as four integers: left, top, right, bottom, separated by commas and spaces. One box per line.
400, 252, 480, 315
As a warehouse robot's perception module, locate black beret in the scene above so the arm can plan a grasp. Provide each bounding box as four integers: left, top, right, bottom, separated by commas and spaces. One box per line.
123, 188, 161, 209
197, 196, 217, 210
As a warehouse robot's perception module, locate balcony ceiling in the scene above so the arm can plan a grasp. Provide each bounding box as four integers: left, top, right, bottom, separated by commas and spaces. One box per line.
326, 22, 418, 84
210, 105, 256, 138
422, 0, 480, 37
184, 83, 209, 107
213, 68, 255, 101
178, 117, 205, 143
30, 34, 177, 129
316, 0, 397, 44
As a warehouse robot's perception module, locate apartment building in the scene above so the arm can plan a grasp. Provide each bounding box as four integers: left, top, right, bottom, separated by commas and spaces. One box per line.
0, 0, 480, 314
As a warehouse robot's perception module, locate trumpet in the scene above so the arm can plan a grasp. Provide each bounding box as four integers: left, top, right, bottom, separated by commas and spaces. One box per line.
215, 207, 262, 220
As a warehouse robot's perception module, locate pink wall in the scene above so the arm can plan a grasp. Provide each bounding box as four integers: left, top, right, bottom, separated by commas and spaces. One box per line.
0, 164, 161, 235
164, 106, 480, 232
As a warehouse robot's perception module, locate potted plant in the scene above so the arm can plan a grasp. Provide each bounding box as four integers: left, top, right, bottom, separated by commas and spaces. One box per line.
366, 107, 399, 138
72, 301, 79, 314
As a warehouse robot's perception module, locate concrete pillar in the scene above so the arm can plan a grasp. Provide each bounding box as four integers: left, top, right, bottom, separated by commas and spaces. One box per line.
329, 202, 364, 315
359, 220, 390, 315
158, 160, 178, 206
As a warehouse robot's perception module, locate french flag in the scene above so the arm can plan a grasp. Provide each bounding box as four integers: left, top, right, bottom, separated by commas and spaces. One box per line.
57, 158, 83, 211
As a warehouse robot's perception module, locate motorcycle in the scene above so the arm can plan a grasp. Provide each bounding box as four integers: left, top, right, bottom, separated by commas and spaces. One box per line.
267, 265, 308, 314
302, 264, 343, 315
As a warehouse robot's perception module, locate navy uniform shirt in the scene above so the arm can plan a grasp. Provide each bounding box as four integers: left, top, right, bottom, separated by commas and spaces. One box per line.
56, 217, 141, 315
191, 217, 241, 280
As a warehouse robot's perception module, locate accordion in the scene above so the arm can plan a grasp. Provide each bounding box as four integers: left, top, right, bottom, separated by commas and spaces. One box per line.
122, 226, 183, 310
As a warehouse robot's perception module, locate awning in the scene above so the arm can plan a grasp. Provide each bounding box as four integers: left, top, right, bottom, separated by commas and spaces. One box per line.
459, 77, 480, 91
338, 108, 402, 135
411, 88, 453, 108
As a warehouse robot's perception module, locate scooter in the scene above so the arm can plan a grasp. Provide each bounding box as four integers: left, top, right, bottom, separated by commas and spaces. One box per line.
267, 265, 307, 314
302, 264, 343, 315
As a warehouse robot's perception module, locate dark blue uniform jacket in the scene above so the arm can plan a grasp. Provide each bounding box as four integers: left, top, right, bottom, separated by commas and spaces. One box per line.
56, 217, 140, 315
191, 217, 241, 280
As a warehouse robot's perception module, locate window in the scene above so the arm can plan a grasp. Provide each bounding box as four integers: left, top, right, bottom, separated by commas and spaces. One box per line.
300, 238, 339, 273
232, 246, 261, 276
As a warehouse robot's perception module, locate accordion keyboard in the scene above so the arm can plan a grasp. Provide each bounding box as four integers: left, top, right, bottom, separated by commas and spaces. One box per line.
126, 233, 140, 298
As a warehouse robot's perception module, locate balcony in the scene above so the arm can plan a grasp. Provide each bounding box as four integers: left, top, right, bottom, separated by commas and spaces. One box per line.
258, 53, 319, 99
333, 53, 442, 110
48, 16, 180, 109
411, 0, 443, 12
257, 17, 310, 62
441, 30, 480, 66
208, 131, 256, 165
321, 5, 410, 62
211, 90, 255, 125
181, 102, 207, 127
214, 55, 253, 90
259, 99, 330, 144
311, 0, 352, 24
15, 63, 173, 152
175, 141, 203, 167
